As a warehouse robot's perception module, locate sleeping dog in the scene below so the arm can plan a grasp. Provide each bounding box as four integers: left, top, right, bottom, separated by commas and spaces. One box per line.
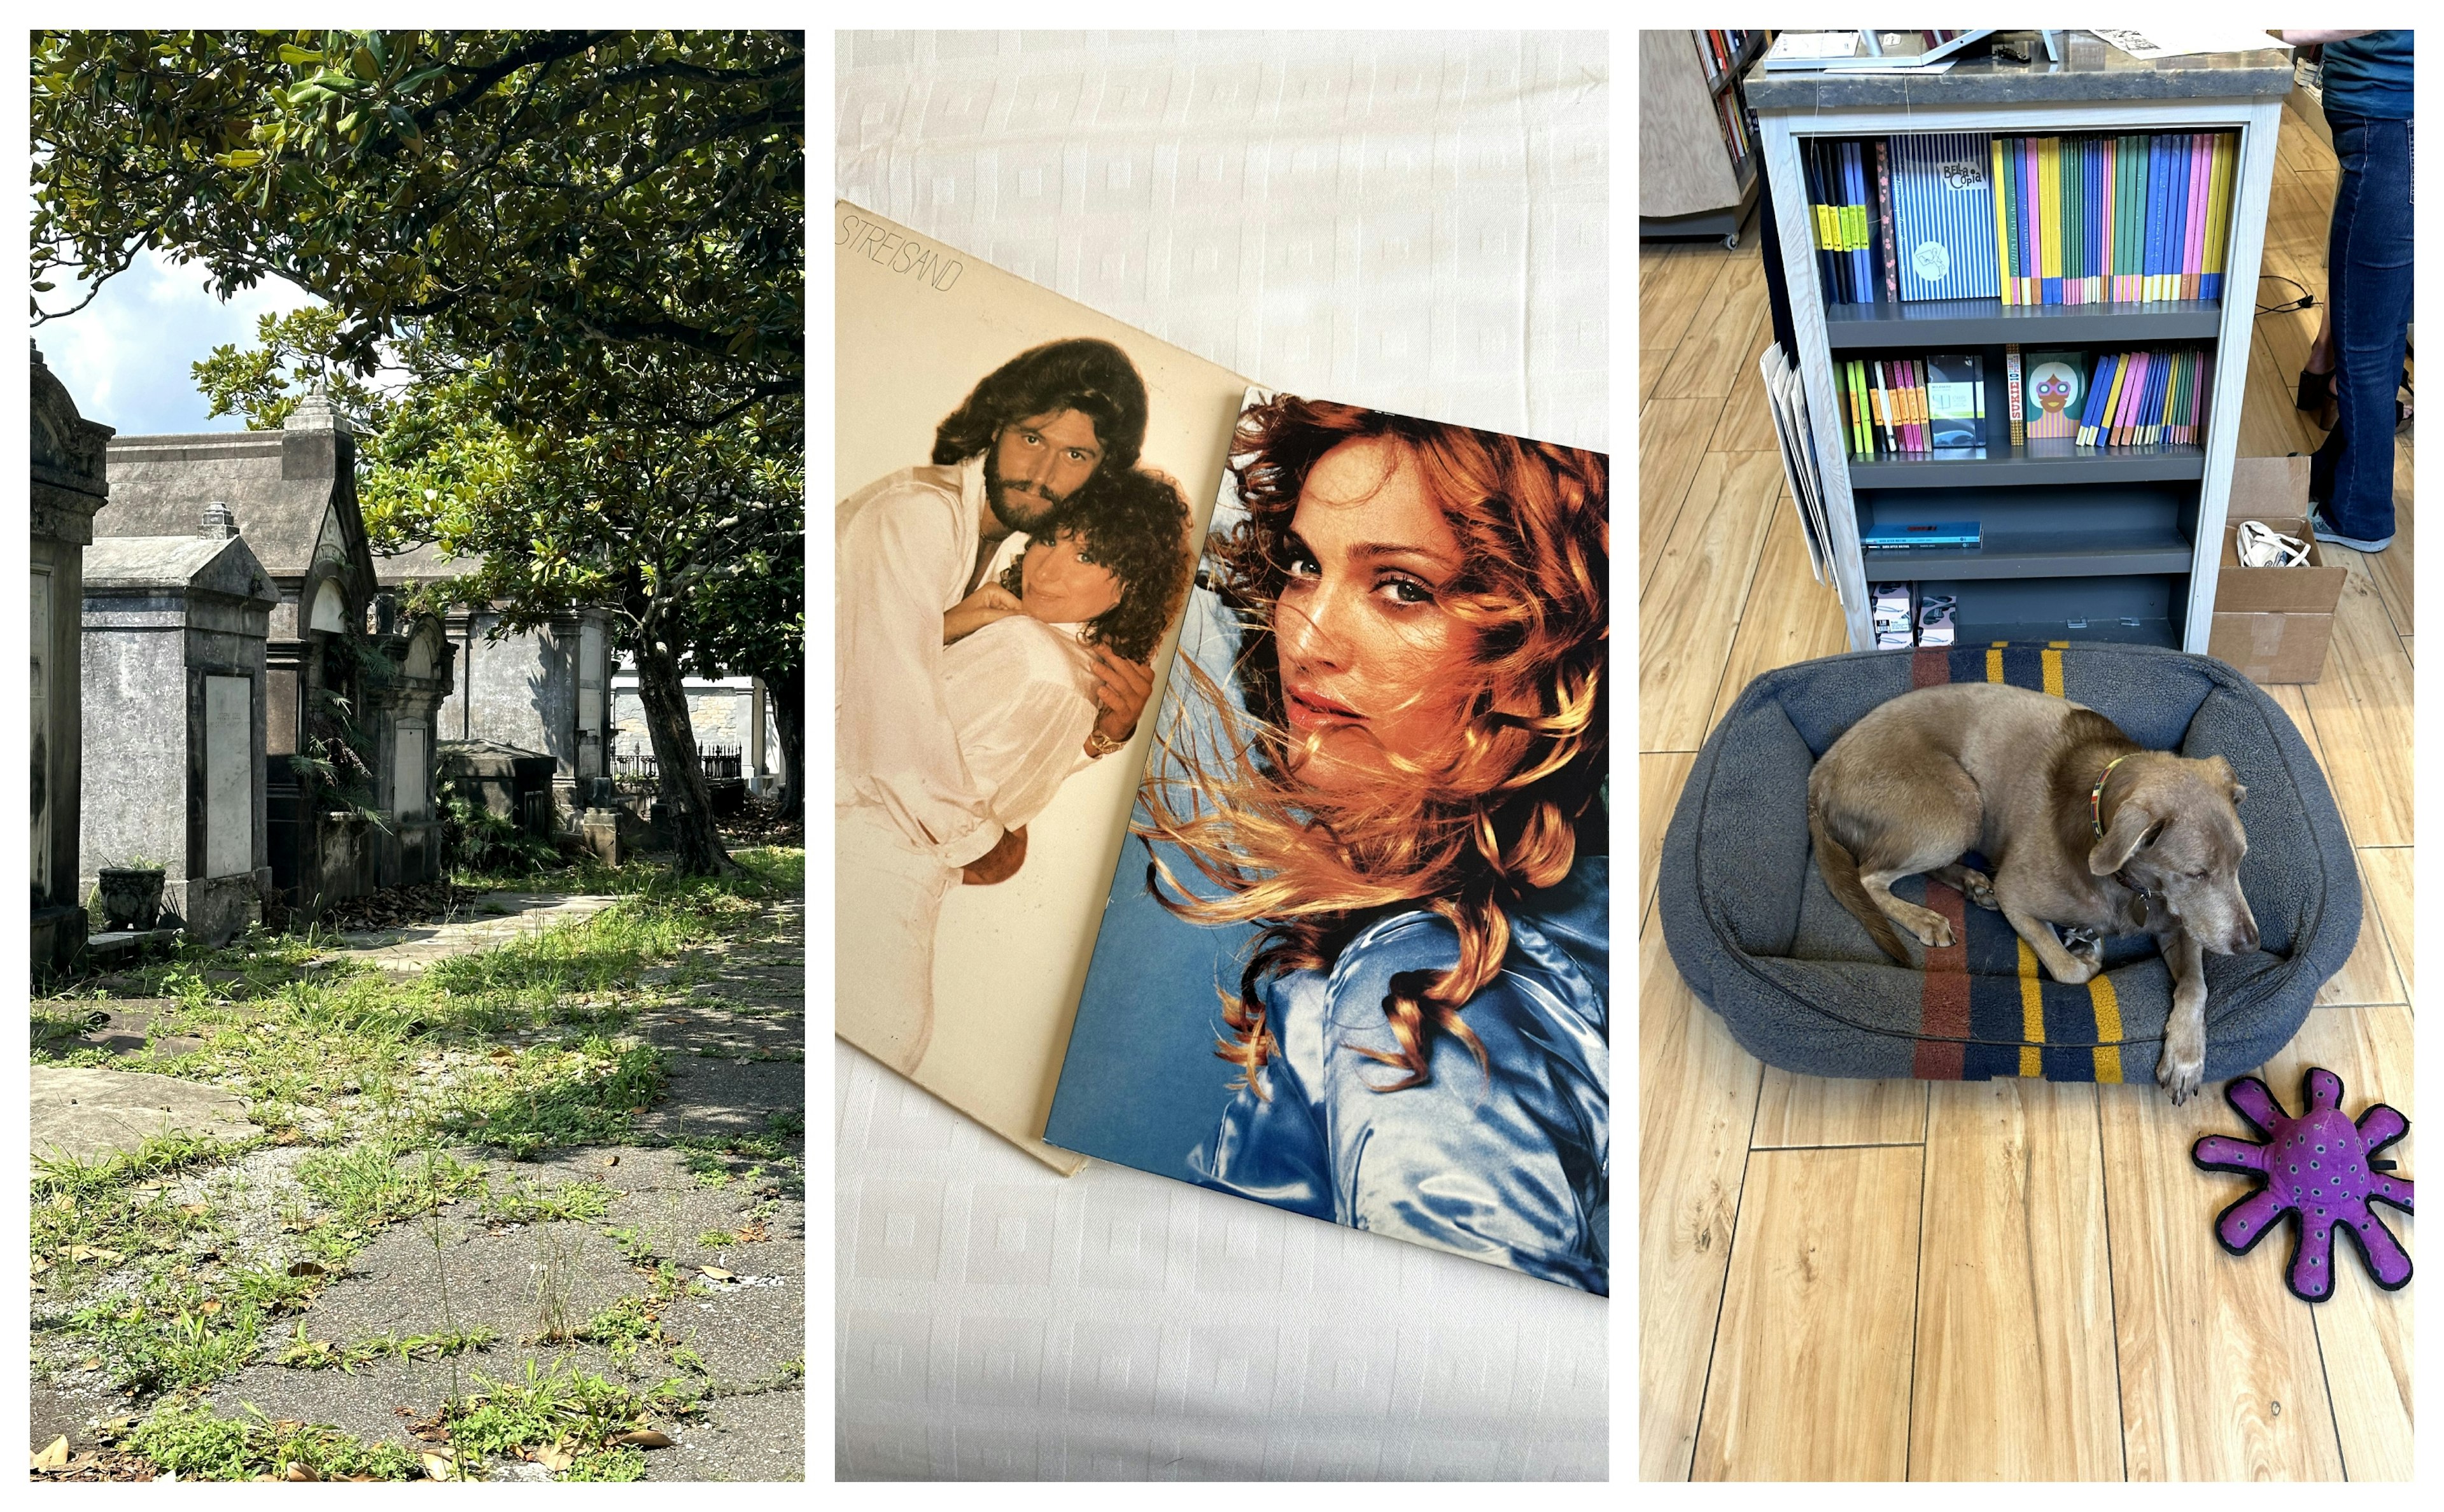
1806, 682, 2258, 1102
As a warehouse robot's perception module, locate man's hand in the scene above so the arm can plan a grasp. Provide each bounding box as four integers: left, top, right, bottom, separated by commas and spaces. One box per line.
1085, 645, 1155, 754
960, 825, 1027, 885
943, 583, 1023, 645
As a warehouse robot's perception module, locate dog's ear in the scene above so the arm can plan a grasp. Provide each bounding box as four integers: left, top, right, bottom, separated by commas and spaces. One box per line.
2090, 802, 2168, 874
2205, 754, 2247, 805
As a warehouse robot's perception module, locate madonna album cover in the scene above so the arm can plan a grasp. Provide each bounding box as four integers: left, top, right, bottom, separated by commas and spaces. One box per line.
1044, 391, 1611, 1294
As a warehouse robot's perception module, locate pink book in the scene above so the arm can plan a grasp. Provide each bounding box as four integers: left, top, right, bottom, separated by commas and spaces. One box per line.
2024, 137, 2042, 305
1913, 359, 1928, 452
2116, 351, 2151, 447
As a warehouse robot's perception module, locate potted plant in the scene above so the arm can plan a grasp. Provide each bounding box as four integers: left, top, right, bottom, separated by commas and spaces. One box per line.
95, 857, 167, 932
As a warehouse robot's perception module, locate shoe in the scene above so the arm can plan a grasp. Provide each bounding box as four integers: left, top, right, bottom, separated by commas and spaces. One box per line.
2308, 509, 2393, 553
2296, 363, 2334, 412
1916, 598, 1956, 648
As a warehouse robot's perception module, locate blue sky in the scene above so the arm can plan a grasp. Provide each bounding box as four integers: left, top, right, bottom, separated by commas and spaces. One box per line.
36, 248, 319, 438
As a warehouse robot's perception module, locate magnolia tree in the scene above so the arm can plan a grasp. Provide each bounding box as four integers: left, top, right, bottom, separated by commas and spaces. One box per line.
40, 29, 805, 874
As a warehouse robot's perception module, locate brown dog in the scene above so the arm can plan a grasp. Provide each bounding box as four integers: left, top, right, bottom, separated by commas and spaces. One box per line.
1807, 683, 2257, 1102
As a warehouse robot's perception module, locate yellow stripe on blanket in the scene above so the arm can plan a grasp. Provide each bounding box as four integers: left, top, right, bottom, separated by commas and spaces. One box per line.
2017, 937, 2045, 1077
2089, 972, 2124, 1083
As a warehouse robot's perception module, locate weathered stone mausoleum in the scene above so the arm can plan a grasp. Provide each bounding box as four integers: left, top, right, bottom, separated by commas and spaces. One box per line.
102, 386, 455, 915
80, 510, 280, 946
377, 543, 617, 824
30, 343, 111, 974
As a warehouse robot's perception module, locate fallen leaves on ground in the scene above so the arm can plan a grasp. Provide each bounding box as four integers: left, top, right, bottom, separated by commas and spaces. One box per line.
613, 1430, 673, 1448
315, 881, 494, 934
32, 1436, 71, 1471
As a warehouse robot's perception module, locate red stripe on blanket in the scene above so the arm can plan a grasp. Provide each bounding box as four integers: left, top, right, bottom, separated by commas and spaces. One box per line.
1911, 648, 1951, 689
1914, 881, 1970, 1079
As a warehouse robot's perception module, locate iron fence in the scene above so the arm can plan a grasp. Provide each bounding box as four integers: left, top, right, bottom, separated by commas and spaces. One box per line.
612, 743, 744, 787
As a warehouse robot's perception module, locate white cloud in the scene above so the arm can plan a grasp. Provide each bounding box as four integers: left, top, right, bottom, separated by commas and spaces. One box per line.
36, 248, 321, 437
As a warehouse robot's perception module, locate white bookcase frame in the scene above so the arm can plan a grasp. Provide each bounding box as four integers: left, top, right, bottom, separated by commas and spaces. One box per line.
1753, 93, 2286, 652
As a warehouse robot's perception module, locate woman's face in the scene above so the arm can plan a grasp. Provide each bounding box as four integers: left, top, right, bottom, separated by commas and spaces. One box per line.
1020, 529, 1123, 625
1272, 437, 1480, 794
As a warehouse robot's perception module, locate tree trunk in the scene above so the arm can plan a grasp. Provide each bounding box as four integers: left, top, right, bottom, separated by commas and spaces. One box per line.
632, 637, 736, 876
762, 661, 803, 821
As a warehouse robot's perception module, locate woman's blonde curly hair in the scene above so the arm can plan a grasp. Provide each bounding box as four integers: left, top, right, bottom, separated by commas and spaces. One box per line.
1138, 395, 1608, 1095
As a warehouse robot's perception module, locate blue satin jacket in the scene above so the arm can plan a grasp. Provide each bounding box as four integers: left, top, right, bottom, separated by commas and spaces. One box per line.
1188, 857, 1610, 1294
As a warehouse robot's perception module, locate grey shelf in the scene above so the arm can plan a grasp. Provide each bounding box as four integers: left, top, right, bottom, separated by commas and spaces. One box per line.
1825, 298, 2227, 349
1862, 529, 2194, 580
1938, 617, 2181, 649
1847, 444, 2206, 487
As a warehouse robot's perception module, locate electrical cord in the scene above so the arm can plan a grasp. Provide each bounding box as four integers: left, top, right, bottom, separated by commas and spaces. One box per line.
2256, 272, 2317, 316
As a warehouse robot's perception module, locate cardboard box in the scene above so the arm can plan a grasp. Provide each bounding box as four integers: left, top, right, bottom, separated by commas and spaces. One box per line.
2216, 514, 2343, 615
2209, 458, 2342, 683
2209, 610, 2336, 683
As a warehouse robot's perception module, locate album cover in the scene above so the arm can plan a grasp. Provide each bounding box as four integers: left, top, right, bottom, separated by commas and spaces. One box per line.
1044, 391, 1612, 1293
832, 202, 1248, 1171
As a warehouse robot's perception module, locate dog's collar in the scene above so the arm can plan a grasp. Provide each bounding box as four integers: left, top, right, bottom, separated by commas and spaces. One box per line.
2089, 752, 2138, 841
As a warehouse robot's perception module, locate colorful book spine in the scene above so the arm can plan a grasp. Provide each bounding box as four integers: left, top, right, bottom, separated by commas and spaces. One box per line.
2186, 132, 2211, 300
1991, 137, 2014, 305
2061, 137, 2081, 305
2205, 132, 2234, 300
1876, 139, 1900, 304
2039, 136, 2060, 304
2092, 140, 2111, 306
2193, 351, 2213, 443
2005, 344, 2025, 445
2075, 353, 2109, 447
2107, 351, 2138, 446
2149, 134, 2172, 302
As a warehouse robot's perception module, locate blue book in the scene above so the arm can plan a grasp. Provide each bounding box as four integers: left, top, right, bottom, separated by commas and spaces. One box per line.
2077, 351, 2114, 445
1890, 130, 1999, 300
1847, 141, 1872, 304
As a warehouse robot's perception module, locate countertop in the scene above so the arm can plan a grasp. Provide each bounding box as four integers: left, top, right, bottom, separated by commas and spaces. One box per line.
1745, 31, 2294, 112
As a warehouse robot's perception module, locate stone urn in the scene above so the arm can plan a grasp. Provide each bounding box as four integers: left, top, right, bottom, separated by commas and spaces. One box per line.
95, 866, 167, 932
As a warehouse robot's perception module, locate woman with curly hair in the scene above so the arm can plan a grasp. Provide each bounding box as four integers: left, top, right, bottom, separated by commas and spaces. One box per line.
1141, 395, 1608, 1294
843, 465, 1195, 1074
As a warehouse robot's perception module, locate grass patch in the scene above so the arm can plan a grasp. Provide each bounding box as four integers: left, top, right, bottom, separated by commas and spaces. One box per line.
128, 1401, 425, 1481
446, 1358, 703, 1458
276, 1320, 497, 1373
31, 846, 802, 1419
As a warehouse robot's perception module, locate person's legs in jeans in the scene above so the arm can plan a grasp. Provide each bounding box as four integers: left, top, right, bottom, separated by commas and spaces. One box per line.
2309, 109, 2414, 548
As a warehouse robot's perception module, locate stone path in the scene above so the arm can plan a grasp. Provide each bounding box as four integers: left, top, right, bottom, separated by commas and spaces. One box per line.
328, 892, 626, 976
28, 1065, 260, 1174
29, 888, 804, 1481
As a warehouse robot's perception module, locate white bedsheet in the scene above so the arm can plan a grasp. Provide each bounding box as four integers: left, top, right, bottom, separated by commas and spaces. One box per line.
833, 29, 1610, 1480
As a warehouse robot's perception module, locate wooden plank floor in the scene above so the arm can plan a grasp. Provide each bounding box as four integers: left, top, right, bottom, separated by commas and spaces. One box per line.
1638, 97, 2413, 1481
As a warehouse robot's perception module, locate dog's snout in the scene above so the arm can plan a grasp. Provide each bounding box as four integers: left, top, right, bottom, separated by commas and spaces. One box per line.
2221, 918, 2260, 955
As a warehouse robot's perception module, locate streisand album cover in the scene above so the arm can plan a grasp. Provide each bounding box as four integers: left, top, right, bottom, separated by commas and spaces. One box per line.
832, 202, 1249, 1172
1043, 389, 1612, 1294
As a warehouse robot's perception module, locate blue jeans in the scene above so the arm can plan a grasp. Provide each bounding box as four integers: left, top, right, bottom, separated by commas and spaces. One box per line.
2308, 108, 2414, 543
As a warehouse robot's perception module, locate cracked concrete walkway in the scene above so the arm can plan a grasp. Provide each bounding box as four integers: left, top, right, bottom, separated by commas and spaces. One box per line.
31, 886, 804, 1481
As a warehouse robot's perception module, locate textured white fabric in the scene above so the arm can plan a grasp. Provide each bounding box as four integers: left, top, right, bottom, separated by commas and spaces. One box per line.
836, 29, 1610, 1480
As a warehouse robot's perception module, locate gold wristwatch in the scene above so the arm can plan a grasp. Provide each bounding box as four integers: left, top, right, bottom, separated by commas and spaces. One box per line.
1086, 729, 1127, 758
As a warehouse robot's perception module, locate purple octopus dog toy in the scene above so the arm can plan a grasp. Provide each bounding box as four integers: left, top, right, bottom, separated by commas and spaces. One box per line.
2191, 1067, 2413, 1303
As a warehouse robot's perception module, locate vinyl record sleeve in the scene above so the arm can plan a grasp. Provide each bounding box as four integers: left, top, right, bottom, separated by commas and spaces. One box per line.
833, 202, 1250, 1172
1044, 392, 1612, 1294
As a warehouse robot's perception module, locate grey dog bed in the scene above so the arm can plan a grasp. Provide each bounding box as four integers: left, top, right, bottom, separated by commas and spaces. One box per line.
1659, 642, 2361, 1084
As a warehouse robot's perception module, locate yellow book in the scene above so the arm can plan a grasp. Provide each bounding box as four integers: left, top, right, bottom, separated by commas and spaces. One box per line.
2205, 132, 2233, 291
2039, 136, 2061, 300
1991, 137, 2014, 306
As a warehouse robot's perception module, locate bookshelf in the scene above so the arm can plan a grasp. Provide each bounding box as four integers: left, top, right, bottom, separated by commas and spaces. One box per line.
1748, 36, 2296, 653
1640, 31, 1769, 248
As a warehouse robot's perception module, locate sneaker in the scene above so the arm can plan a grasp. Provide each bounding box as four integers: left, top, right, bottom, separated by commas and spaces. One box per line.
2307, 509, 2394, 553
1917, 596, 1956, 647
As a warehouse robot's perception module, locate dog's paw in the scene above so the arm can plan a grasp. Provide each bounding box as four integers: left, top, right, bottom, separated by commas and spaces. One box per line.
1911, 913, 1955, 949
2156, 1038, 2205, 1103
1960, 869, 2000, 911
2046, 955, 2100, 986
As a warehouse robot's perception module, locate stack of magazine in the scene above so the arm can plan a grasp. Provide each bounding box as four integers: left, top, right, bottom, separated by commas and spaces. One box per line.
836, 202, 1612, 1296
1760, 343, 1839, 598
